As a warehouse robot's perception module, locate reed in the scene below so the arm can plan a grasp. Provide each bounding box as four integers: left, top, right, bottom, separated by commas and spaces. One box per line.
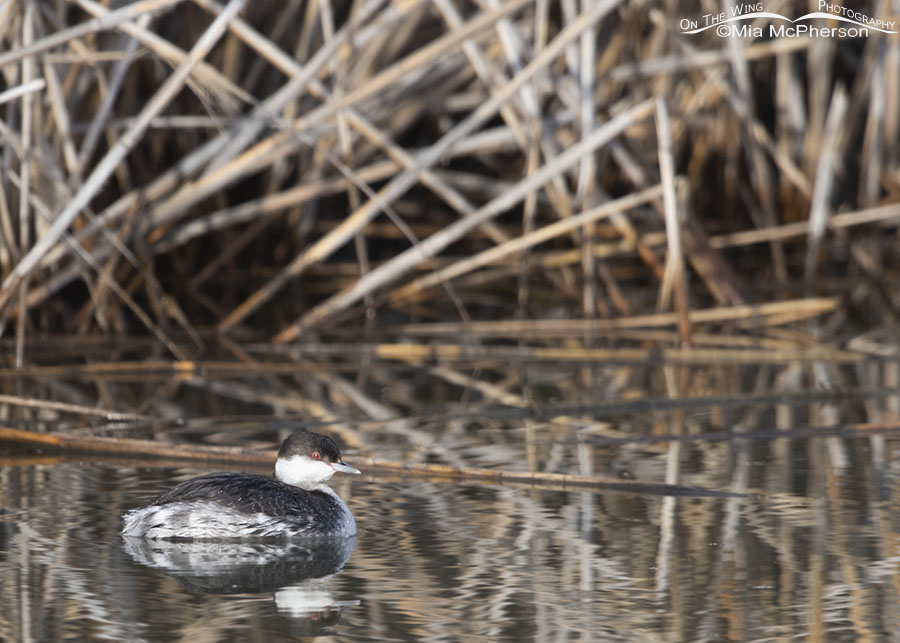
0, 2, 897, 462
0, 1, 892, 346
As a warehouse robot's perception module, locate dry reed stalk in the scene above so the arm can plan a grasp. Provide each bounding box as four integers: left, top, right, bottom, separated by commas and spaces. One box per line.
804, 86, 848, 288
363, 343, 865, 365
0, 393, 150, 420
0, 78, 44, 106
654, 99, 691, 345
393, 298, 839, 336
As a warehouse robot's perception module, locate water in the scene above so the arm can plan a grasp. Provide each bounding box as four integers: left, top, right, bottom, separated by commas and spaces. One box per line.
3, 437, 900, 642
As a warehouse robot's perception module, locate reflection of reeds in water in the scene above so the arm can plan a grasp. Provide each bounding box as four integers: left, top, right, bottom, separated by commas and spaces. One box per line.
4, 460, 900, 640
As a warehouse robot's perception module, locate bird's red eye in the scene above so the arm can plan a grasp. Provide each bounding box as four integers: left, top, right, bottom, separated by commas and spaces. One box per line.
311, 451, 321, 460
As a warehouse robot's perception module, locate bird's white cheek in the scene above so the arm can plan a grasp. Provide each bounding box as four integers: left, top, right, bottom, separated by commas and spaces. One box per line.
275, 456, 335, 486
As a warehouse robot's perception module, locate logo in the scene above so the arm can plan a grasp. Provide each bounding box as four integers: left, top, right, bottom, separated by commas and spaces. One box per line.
680, 2, 897, 38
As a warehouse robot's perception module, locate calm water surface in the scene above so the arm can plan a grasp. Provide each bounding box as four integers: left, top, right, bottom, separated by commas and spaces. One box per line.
2, 437, 900, 641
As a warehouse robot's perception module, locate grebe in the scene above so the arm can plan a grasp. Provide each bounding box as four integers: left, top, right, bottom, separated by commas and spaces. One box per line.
121, 431, 359, 540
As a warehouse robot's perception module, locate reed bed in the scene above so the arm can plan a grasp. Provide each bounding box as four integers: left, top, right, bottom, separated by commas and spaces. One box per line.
0, 0, 894, 342
0, 0, 898, 453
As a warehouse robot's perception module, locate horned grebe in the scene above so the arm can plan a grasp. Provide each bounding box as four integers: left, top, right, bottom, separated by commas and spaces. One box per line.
121, 431, 360, 540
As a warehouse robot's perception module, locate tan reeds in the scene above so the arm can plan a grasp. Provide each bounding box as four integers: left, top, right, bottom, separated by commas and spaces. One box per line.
0, 1, 896, 462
